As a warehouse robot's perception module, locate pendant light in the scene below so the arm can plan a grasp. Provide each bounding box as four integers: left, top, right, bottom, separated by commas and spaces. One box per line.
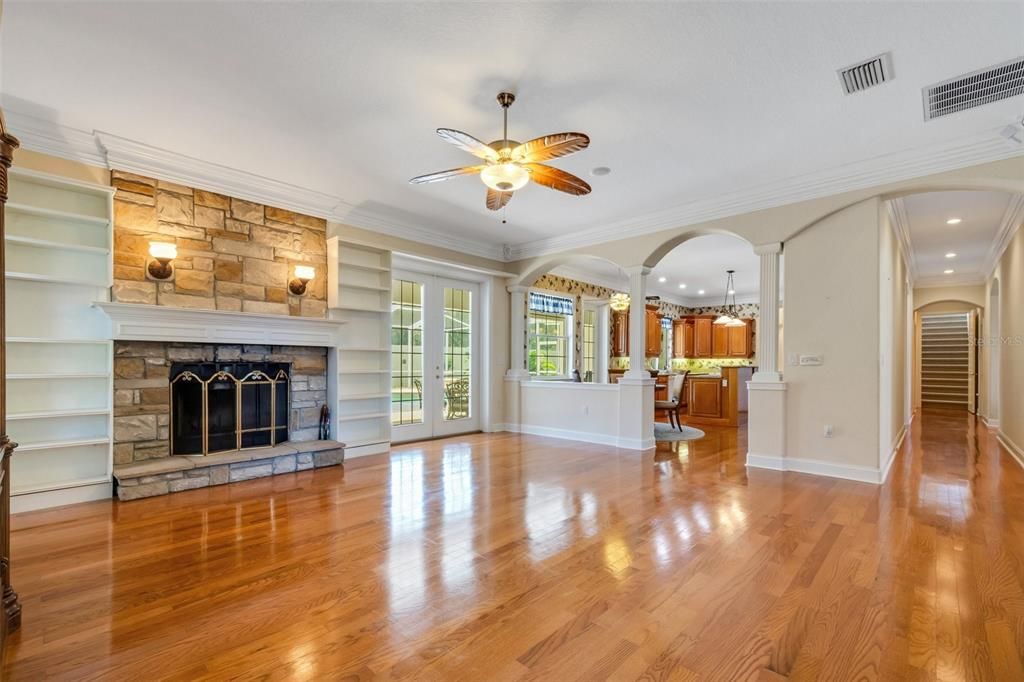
713, 270, 745, 326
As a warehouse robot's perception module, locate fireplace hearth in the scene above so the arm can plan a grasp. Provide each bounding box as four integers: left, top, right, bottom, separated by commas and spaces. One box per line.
170, 362, 290, 455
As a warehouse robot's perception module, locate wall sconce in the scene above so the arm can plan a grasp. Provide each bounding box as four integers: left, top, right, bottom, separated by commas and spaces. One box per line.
288, 265, 315, 295
147, 242, 177, 280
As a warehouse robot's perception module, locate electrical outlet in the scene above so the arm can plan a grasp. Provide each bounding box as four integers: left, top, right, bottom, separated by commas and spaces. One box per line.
799, 354, 824, 366
824, 424, 834, 438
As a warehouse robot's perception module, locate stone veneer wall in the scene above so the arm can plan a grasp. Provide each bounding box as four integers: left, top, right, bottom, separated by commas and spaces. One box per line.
114, 342, 328, 464
110, 171, 327, 317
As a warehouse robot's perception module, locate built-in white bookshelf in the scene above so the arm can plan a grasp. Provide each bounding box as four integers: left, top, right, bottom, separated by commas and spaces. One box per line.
327, 238, 392, 456
5, 168, 115, 511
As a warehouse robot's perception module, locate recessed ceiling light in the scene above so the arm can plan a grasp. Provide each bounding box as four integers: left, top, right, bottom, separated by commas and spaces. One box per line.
945, 252, 957, 259
946, 218, 962, 225
590, 166, 611, 177
697, 289, 705, 295
657, 276, 666, 283
678, 283, 687, 289
728, 289, 735, 295
944, 269, 955, 274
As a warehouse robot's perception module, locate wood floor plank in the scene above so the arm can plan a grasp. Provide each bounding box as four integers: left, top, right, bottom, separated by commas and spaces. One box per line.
4, 405, 1024, 680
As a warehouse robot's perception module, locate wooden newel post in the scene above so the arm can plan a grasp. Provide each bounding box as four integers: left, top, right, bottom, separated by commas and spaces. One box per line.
0, 110, 22, 634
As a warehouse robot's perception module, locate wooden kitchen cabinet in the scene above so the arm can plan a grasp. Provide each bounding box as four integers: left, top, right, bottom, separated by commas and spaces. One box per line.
728, 319, 755, 358
611, 309, 629, 357
688, 376, 723, 418
694, 317, 713, 358
712, 324, 729, 358
645, 305, 662, 357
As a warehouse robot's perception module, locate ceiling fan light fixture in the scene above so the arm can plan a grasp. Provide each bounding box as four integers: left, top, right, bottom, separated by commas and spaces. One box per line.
481, 163, 530, 192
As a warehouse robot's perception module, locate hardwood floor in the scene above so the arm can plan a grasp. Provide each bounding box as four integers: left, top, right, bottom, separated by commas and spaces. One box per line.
4, 407, 1024, 680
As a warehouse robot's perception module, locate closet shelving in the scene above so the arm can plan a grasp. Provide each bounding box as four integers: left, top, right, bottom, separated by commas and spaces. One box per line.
5, 168, 115, 511
326, 237, 392, 456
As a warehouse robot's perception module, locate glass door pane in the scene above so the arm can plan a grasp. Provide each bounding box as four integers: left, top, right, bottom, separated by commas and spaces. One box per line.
442, 286, 472, 422
391, 278, 424, 428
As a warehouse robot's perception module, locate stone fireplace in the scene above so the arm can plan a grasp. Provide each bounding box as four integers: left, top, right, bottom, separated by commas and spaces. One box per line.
113, 342, 327, 464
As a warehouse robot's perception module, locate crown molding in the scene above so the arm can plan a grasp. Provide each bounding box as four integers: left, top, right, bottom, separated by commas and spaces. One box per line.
4, 111, 106, 167
507, 127, 1024, 260
887, 198, 919, 283
7, 111, 503, 261
983, 192, 1024, 279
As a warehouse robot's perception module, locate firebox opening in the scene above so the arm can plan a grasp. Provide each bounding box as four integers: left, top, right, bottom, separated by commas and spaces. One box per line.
170, 362, 290, 456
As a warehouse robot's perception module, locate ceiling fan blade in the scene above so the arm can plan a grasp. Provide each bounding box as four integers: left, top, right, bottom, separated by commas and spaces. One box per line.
486, 188, 513, 211
409, 165, 485, 185
524, 163, 591, 196
513, 132, 590, 163
436, 129, 499, 161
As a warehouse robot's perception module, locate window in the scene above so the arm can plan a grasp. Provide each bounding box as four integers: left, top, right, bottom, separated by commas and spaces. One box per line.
582, 308, 596, 382
528, 292, 573, 378
391, 279, 424, 426
660, 316, 672, 369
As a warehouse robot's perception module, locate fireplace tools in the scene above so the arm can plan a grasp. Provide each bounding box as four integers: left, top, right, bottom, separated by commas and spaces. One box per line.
319, 404, 331, 440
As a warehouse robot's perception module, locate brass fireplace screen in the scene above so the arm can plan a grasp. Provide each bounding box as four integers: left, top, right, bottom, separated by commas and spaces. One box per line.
170, 362, 290, 455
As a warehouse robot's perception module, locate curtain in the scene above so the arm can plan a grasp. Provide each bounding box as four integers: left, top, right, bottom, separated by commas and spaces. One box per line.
529, 292, 574, 316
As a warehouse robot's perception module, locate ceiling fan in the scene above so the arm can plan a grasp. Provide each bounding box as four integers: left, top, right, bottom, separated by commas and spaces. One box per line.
409, 92, 592, 211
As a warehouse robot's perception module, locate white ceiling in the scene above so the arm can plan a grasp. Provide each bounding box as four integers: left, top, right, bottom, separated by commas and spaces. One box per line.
2, 2, 1023, 260
901, 190, 1015, 286
552, 234, 760, 306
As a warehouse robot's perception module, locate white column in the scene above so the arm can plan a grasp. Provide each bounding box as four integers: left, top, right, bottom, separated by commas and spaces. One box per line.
624, 265, 650, 380
752, 243, 782, 382
506, 285, 530, 379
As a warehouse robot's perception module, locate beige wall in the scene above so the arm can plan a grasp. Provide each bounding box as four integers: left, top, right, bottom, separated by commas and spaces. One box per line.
914, 284, 986, 311
784, 198, 880, 470
991, 223, 1024, 459
12, 147, 110, 185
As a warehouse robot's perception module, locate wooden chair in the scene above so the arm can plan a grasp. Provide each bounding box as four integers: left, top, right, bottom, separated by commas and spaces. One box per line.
655, 371, 688, 430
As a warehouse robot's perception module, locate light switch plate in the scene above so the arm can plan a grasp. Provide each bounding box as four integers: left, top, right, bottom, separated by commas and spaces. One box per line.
799, 354, 824, 366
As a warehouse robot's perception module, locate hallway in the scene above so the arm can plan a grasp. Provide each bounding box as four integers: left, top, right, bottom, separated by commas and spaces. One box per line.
4, 409, 1023, 680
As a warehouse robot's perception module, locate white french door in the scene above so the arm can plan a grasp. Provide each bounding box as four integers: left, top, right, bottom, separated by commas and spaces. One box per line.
391, 270, 479, 442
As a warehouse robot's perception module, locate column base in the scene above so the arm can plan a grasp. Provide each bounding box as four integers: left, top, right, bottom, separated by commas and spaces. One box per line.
746, 379, 786, 468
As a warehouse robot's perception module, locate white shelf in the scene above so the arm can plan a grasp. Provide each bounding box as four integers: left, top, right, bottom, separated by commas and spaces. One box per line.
6, 202, 111, 227
336, 304, 390, 313
12, 476, 112, 497
8, 408, 112, 421
338, 281, 390, 292
338, 412, 389, 422
6, 337, 110, 345
7, 372, 109, 380
338, 260, 389, 273
5, 271, 110, 287
17, 438, 111, 453
340, 393, 391, 401
5, 235, 111, 255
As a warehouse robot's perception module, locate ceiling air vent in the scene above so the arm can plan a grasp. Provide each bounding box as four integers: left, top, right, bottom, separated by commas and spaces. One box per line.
924, 56, 1024, 121
838, 52, 893, 95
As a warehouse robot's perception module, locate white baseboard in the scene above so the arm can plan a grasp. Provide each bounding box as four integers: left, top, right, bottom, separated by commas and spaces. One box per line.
509, 424, 651, 450
746, 452, 883, 484
983, 416, 1000, 429
343, 441, 391, 460
12, 481, 112, 514
880, 424, 908, 485
997, 430, 1024, 470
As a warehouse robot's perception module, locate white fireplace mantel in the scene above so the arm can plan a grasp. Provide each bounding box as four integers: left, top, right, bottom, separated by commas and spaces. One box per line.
95, 302, 345, 347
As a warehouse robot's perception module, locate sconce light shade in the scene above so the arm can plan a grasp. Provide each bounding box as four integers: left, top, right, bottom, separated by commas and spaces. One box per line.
288, 265, 316, 296
147, 241, 178, 280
